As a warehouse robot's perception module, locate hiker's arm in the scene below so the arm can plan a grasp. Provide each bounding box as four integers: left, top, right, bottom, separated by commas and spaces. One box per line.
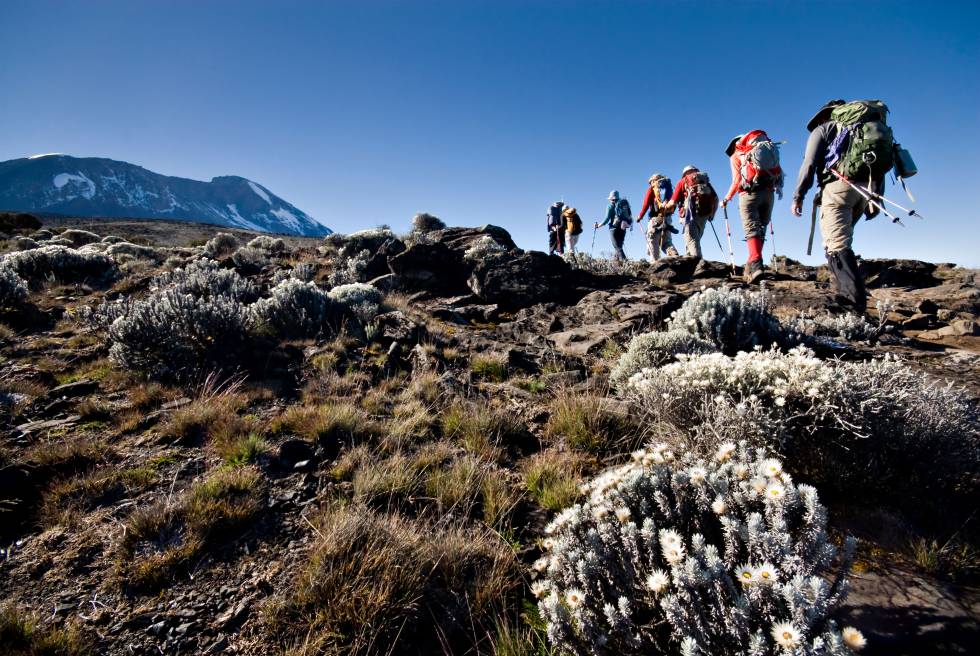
723, 153, 741, 203
665, 179, 684, 212
636, 187, 654, 221
793, 125, 826, 207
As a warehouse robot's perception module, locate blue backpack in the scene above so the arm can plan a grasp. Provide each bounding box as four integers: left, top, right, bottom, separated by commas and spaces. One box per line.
651, 176, 673, 212
614, 198, 632, 227
547, 202, 564, 229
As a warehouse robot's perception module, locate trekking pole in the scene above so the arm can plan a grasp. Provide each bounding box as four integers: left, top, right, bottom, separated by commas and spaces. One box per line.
828, 169, 904, 225
848, 175, 926, 220
722, 205, 737, 276
590, 225, 597, 255
769, 219, 778, 273
806, 199, 818, 256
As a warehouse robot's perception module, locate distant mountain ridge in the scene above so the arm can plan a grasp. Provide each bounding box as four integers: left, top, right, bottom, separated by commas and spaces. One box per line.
0, 155, 331, 236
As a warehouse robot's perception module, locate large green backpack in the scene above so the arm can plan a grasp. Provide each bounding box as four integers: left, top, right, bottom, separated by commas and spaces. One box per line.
827, 100, 895, 182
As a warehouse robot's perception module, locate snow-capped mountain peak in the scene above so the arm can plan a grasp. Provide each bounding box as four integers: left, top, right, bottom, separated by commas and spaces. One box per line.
0, 155, 331, 236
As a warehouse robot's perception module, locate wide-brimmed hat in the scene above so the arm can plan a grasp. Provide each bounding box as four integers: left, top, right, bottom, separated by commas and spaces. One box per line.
806, 99, 846, 132
608, 190, 620, 201
562, 206, 576, 215
648, 173, 663, 184
681, 165, 698, 176
725, 134, 745, 157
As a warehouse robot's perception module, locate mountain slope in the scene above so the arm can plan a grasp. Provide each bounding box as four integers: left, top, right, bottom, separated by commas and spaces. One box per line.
0, 155, 331, 236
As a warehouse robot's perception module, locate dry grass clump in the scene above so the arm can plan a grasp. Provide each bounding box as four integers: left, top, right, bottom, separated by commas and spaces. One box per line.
0, 603, 90, 655
543, 392, 639, 454
270, 402, 375, 454
471, 353, 509, 382
157, 388, 250, 446
425, 455, 521, 527
521, 448, 586, 511
441, 402, 529, 460
41, 465, 158, 527
352, 451, 425, 507
116, 466, 263, 591
266, 504, 517, 655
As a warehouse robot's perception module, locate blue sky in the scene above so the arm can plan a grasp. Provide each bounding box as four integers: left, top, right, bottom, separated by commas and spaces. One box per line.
1, 0, 978, 265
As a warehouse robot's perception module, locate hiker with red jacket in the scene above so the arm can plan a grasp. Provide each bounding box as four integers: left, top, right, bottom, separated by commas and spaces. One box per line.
723, 130, 784, 283
636, 173, 680, 262
664, 165, 718, 273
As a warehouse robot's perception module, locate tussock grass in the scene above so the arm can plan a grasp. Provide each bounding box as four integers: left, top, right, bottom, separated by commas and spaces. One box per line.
521, 449, 585, 511
116, 465, 263, 592
266, 504, 517, 655
0, 603, 90, 655
471, 353, 509, 382
41, 465, 157, 527
270, 402, 375, 455
543, 392, 638, 454
441, 403, 528, 460
158, 382, 249, 446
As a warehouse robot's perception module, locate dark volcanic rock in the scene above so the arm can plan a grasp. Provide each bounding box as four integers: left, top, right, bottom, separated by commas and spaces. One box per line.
863, 259, 940, 289
468, 251, 580, 309
387, 242, 469, 294
431, 225, 518, 252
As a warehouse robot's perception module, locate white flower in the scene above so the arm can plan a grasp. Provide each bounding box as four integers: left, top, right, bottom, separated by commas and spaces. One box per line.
735, 564, 756, 585
771, 621, 802, 649
841, 626, 866, 651
688, 466, 707, 484
775, 396, 786, 407
593, 505, 610, 521
541, 538, 555, 550
530, 580, 550, 598
631, 449, 646, 461
711, 497, 728, 515
565, 588, 585, 608
733, 464, 749, 479
751, 476, 768, 494
662, 543, 686, 564
765, 482, 786, 501
532, 557, 549, 572
659, 529, 683, 549
646, 569, 670, 594
614, 507, 632, 523
715, 442, 737, 462
755, 562, 778, 585
761, 458, 783, 477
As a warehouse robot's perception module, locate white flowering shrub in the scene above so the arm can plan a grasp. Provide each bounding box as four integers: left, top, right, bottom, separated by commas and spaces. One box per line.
246, 235, 286, 253
291, 262, 316, 282
250, 279, 338, 338
412, 212, 446, 233
786, 311, 880, 343
232, 246, 270, 274
106, 242, 161, 261
463, 235, 508, 261
108, 289, 251, 380
624, 348, 980, 507
666, 286, 789, 355
2, 245, 117, 284
609, 330, 717, 392
0, 263, 28, 307
152, 259, 259, 303
328, 282, 383, 323
327, 248, 371, 286
203, 232, 239, 258
569, 253, 646, 277
101, 235, 126, 244
60, 228, 101, 245
536, 443, 858, 655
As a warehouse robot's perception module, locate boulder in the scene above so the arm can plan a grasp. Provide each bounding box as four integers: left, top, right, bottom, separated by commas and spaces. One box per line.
467, 251, 574, 308
863, 259, 940, 289
387, 242, 469, 294
0, 212, 42, 234
548, 321, 633, 357
649, 257, 699, 283
430, 225, 518, 254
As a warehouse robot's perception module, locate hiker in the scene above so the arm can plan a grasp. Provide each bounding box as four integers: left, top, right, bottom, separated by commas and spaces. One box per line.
636, 173, 680, 262
723, 131, 784, 283
594, 190, 631, 261
664, 165, 718, 271
546, 201, 565, 256
792, 99, 895, 313
562, 205, 584, 260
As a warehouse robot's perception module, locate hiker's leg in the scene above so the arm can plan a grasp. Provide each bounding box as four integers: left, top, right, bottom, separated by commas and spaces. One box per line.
613, 228, 627, 260
821, 180, 868, 311
568, 233, 579, 256
659, 220, 677, 257
647, 228, 659, 262
685, 217, 705, 259
548, 231, 558, 255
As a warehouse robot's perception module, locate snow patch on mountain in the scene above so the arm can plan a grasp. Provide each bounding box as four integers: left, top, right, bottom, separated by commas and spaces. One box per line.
248, 181, 272, 205
29, 153, 64, 159
53, 172, 96, 199
226, 204, 263, 231
270, 207, 302, 232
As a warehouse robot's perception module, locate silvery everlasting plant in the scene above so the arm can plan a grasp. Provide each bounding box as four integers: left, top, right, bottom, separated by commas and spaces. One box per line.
535, 442, 863, 655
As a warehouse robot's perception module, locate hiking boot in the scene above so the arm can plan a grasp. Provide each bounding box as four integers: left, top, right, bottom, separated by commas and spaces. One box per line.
666, 246, 680, 258
827, 248, 867, 313
743, 259, 765, 284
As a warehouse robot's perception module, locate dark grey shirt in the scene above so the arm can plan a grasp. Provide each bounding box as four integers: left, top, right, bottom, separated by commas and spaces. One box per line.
793, 122, 837, 204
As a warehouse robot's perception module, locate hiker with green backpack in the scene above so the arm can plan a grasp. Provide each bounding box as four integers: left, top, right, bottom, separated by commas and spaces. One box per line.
791, 99, 912, 313
594, 190, 632, 261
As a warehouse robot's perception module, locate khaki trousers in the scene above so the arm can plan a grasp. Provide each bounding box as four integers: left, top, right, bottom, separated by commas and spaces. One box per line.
739, 189, 774, 239
819, 179, 868, 253
683, 214, 708, 258
646, 218, 676, 261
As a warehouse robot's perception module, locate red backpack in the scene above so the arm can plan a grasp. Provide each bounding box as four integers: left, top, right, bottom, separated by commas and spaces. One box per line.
736, 130, 783, 193
683, 172, 718, 217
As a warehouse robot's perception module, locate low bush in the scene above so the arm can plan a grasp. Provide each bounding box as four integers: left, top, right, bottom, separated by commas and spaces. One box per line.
327, 248, 371, 286
246, 235, 286, 253
0, 263, 28, 308
464, 234, 508, 260
609, 329, 716, 392
153, 259, 259, 303
105, 242, 160, 261
327, 282, 383, 323
231, 246, 269, 274
59, 229, 101, 246
2, 245, 117, 285
0, 603, 90, 655
12, 236, 38, 251
411, 212, 446, 233
203, 232, 238, 258
666, 285, 788, 355
624, 347, 980, 509
266, 503, 517, 655
251, 279, 338, 338
536, 442, 858, 655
